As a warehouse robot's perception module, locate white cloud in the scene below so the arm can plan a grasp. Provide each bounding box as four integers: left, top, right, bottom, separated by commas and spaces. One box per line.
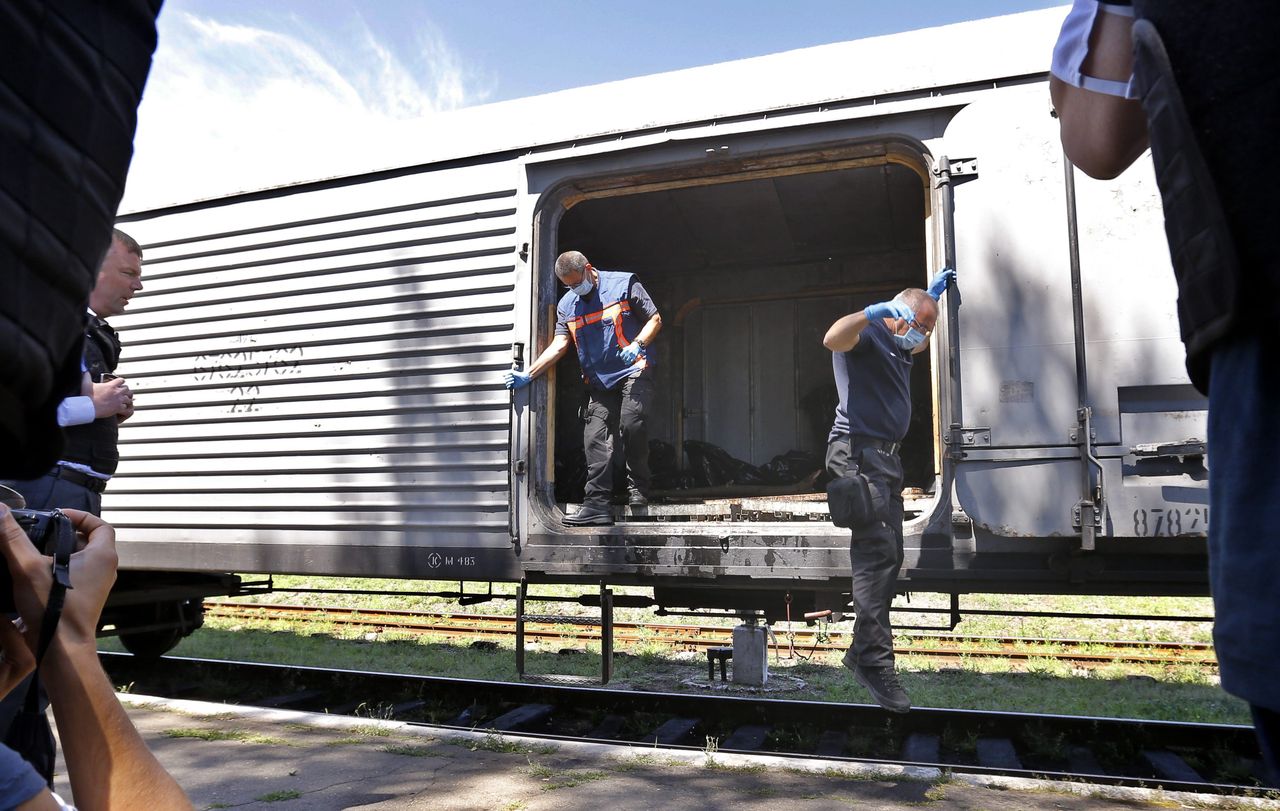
122, 10, 492, 212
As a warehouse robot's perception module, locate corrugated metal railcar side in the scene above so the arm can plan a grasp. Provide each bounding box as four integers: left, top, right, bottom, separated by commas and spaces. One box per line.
109, 162, 524, 582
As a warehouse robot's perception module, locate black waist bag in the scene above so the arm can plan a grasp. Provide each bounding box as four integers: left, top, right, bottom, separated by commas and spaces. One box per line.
826, 469, 885, 529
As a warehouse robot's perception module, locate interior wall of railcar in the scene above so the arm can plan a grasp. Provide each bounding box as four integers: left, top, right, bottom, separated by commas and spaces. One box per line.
548, 159, 937, 504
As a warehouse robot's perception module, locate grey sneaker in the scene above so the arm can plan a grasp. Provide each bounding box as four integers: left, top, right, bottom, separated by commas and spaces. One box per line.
853, 664, 911, 713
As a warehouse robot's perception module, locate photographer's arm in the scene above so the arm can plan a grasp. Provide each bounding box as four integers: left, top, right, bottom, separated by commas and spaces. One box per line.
0, 507, 192, 811
42, 639, 191, 810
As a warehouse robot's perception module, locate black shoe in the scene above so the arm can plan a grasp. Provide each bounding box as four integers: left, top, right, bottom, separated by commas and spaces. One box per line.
852, 663, 911, 713
563, 502, 614, 526
627, 490, 648, 507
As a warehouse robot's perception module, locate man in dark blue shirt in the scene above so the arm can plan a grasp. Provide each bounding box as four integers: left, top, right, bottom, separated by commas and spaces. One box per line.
504, 251, 663, 526
823, 272, 951, 712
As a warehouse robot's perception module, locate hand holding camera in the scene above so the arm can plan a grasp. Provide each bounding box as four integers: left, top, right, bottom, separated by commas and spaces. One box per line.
1, 505, 117, 652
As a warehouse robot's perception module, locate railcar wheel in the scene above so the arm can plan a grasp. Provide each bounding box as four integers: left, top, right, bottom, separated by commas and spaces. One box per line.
117, 599, 205, 660
119, 625, 186, 659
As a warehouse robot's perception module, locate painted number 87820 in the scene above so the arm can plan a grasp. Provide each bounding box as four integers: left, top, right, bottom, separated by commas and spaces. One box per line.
1132, 507, 1208, 537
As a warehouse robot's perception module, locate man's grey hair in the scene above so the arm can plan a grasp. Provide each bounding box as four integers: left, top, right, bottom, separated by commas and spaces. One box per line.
554, 250, 589, 279
897, 288, 936, 319
113, 227, 142, 259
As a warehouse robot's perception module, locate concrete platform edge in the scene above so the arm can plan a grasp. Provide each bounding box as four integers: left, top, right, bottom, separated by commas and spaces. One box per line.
118, 693, 1280, 810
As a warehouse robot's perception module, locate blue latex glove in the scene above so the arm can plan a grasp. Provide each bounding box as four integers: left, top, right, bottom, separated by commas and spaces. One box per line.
503, 367, 532, 390
864, 299, 915, 323
927, 267, 956, 300
620, 341, 644, 364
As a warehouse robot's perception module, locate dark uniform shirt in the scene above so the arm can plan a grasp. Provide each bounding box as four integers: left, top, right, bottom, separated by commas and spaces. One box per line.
829, 319, 913, 443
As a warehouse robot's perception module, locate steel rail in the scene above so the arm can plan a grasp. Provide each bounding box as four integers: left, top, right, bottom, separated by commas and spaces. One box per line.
98, 653, 1264, 796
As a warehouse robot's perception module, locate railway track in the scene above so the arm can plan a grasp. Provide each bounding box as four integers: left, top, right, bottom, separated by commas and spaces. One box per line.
100, 653, 1268, 795
204, 601, 1218, 668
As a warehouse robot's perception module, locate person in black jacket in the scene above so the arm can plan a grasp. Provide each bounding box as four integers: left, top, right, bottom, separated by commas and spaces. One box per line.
0, 1, 162, 483
1050, 0, 1280, 777
1, 229, 143, 515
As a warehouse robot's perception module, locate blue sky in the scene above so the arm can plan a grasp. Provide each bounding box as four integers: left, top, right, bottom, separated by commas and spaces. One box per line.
123, 1, 1066, 210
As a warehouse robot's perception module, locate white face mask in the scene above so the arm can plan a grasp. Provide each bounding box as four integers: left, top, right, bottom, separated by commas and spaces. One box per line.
893, 328, 926, 351
572, 277, 594, 297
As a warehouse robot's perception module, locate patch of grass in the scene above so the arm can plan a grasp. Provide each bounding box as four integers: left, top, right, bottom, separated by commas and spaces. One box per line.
381, 743, 439, 757
1020, 721, 1067, 762
449, 733, 557, 755
499, 802, 528, 811
196, 712, 241, 722
922, 782, 948, 802
256, 789, 301, 802
349, 701, 397, 720
526, 763, 609, 791
324, 737, 365, 747
163, 728, 288, 745
703, 759, 768, 774
939, 724, 978, 757
604, 753, 680, 772
347, 723, 394, 737
813, 765, 922, 783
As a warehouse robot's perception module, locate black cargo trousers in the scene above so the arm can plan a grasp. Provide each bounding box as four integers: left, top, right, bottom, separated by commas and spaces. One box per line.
583, 375, 654, 505
825, 434, 905, 669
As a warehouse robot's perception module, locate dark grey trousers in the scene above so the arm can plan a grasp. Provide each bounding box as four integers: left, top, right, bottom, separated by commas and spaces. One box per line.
825, 435, 905, 669
583, 376, 654, 505
0, 471, 103, 515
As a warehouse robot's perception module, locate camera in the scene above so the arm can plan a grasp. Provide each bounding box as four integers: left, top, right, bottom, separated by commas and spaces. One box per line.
1, 508, 75, 613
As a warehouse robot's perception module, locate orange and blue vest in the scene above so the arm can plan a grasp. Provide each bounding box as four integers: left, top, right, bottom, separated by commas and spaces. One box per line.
562, 270, 649, 391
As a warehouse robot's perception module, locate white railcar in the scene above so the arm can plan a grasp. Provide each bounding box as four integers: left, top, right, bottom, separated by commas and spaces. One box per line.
105, 8, 1207, 655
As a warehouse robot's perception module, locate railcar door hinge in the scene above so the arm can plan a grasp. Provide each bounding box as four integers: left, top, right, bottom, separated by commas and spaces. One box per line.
1072, 502, 1103, 529
934, 157, 979, 187
1071, 406, 1106, 551
956, 427, 992, 447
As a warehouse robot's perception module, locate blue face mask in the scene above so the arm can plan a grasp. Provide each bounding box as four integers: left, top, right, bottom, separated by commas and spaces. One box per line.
893, 328, 925, 351
572, 277, 594, 297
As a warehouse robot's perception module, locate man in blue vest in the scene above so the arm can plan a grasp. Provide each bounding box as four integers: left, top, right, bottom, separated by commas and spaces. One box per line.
504, 251, 663, 526
1, 229, 142, 516
1050, 0, 1280, 776
824, 272, 952, 713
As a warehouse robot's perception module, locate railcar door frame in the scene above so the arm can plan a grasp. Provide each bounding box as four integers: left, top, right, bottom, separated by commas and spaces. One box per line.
923, 154, 975, 540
